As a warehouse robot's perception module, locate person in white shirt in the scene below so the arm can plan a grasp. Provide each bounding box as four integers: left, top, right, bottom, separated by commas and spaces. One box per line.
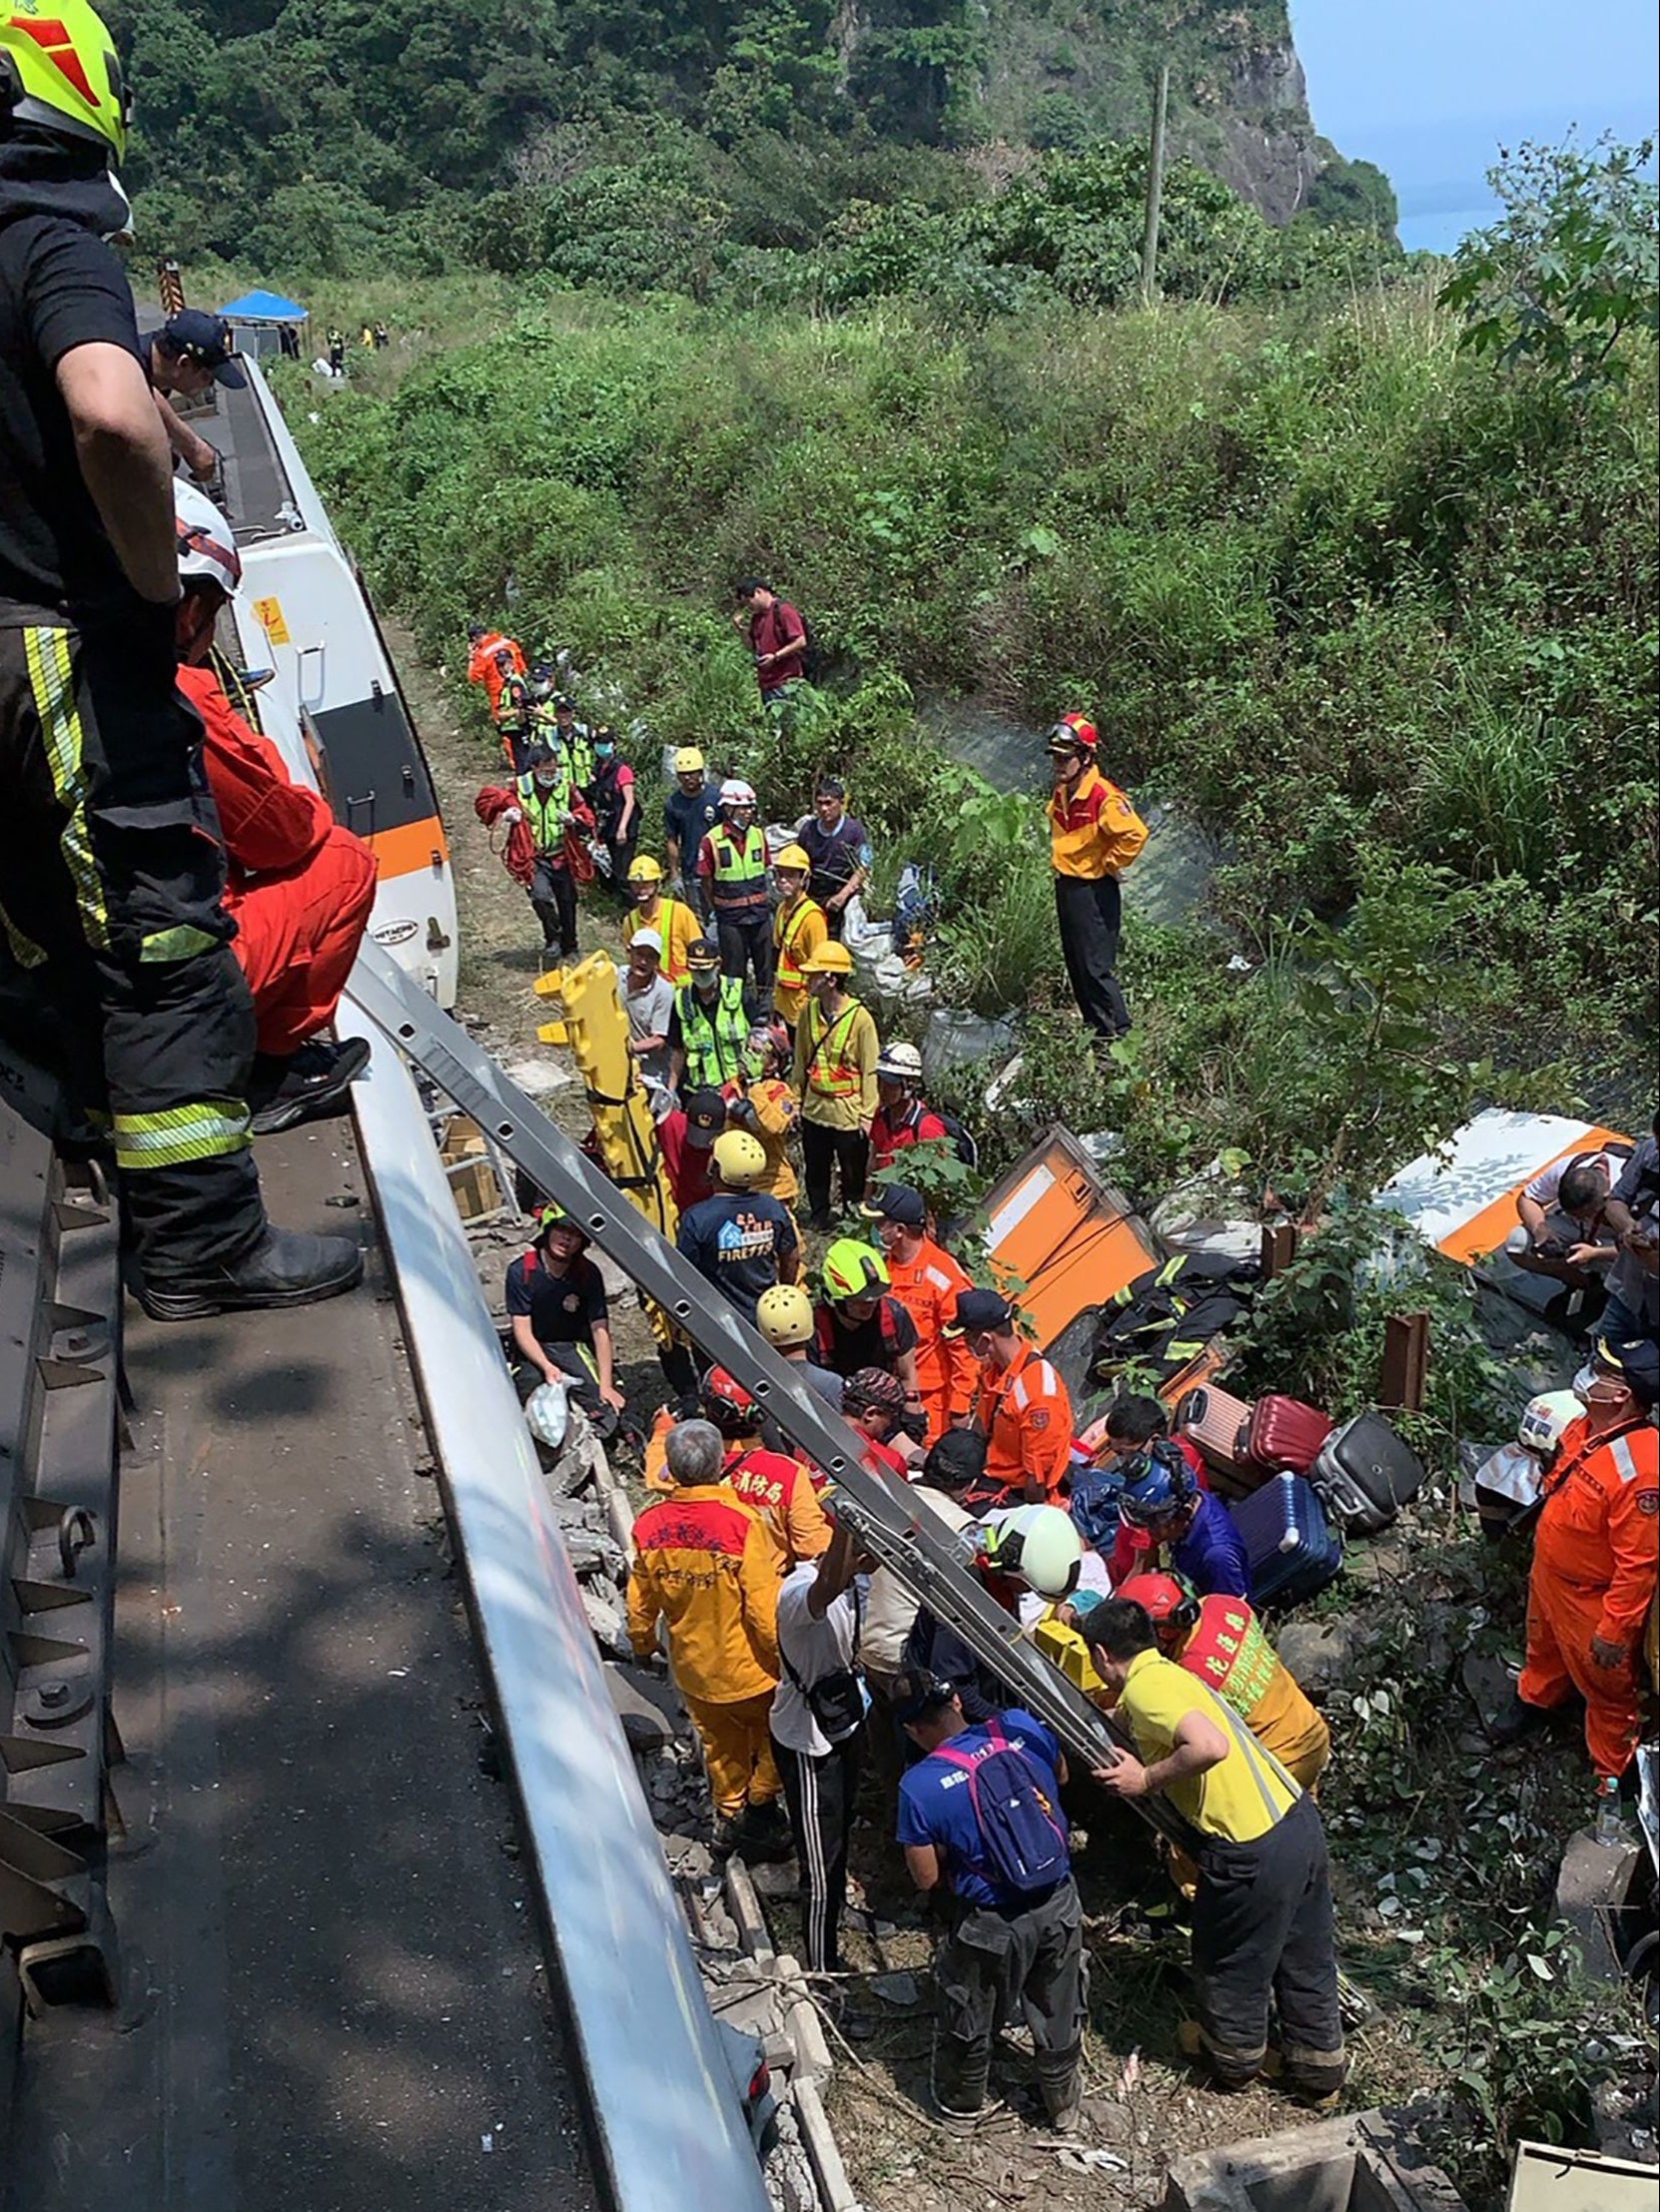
1504, 1148, 1626, 1312
770, 1522, 869, 1976
622, 929, 676, 1094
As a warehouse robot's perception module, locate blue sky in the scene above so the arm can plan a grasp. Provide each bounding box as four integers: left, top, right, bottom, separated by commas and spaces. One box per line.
1290, 0, 1660, 248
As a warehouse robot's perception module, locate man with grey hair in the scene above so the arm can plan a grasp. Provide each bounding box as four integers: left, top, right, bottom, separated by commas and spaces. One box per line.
627, 1418, 790, 1857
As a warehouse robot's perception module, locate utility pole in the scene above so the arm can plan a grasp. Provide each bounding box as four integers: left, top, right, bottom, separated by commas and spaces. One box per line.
1140, 61, 1171, 307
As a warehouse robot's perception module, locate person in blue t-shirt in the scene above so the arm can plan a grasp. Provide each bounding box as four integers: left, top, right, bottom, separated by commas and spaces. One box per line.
894, 1680, 1084, 2136
1118, 1439, 1251, 1600
675, 1129, 800, 1325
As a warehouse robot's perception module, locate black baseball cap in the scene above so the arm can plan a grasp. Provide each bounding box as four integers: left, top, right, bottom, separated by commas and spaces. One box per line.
893, 1675, 959, 1725
160, 310, 247, 387
944, 1288, 1015, 1338
683, 1090, 726, 1146
862, 1183, 926, 1227
1595, 1335, 1660, 1408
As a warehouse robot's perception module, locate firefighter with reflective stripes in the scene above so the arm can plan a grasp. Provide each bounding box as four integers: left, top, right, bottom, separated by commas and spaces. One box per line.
0, 3, 359, 1319
792, 941, 879, 1229
770, 841, 826, 1035
863, 1182, 978, 1444
945, 1289, 1074, 1506
465, 624, 525, 717
1085, 1598, 1346, 2105
668, 938, 751, 1095
491, 660, 535, 775
622, 855, 700, 986
1506, 1335, 1659, 1779
698, 778, 773, 992
508, 744, 594, 961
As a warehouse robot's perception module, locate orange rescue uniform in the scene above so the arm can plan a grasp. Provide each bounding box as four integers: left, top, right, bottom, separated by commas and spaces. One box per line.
466, 630, 525, 718
976, 1341, 1074, 1502
773, 893, 829, 1028
1519, 1415, 1659, 1777
1048, 764, 1148, 880
725, 1443, 830, 1567
1176, 1594, 1330, 1791
626, 1480, 782, 1817
178, 664, 379, 1059
887, 1236, 979, 1444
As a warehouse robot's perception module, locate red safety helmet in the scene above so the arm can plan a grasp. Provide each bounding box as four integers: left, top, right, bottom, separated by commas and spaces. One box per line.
1118, 1571, 1202, 1638
1046, 712, 1098, 756
701, 1366, 759, 1436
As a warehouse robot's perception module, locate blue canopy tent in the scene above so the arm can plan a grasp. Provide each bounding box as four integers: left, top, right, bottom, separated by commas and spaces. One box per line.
217, 288, 309, 362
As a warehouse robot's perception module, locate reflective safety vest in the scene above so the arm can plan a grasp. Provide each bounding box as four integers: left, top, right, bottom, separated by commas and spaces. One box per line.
708, 823, 769, 913
630, 893, 696, 985
774, 895, 826, 995
676, 976, 748, 1090
517, 768, 579, 857
494, 673, 531, 734
799, 997, 869, 1098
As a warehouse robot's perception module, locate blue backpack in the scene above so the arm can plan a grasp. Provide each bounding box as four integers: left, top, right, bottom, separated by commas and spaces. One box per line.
1068, 1463, 1124, 1551
936, 1718, 1070, 1896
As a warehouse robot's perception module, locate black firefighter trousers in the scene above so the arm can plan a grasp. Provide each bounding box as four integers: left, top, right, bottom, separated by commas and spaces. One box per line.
1192, 1790, 1346, 2097
932, 1876, 1086, 2120
0, 611, 264, 1276
1054, 871, 1129, 1041
528, 854, 578, 958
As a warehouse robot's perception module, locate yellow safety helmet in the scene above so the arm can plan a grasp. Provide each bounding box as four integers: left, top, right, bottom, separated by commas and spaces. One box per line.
774, 843, 812, 874
801, 941, 854, 978
672, 747, 706, 775
711, 1129, 767, 1189
1, 0, 130, 160
627, 854, 664, 883
756, 1283, 815, 1349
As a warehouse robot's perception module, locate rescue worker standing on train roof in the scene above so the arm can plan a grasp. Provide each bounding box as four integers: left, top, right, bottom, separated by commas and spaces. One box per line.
622, 854, 699, 986
698, 778, 773, 993
1047, 713, 1147, 1045
0, 2, 360, 1320
667, 938, 752, 1097
862, 1182, 978, 1444
171, 483, 378, 1137
793, 941, 879, 1230
770, 842, 827, 1038
502, 742, 593, 963
146, 308, 243, 482
944, 1290, 1074, 1507
1494, 1335, 1659, 1783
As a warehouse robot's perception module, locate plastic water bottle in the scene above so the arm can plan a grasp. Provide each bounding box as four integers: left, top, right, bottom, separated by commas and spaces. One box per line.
1594, 1774, 1626, 1847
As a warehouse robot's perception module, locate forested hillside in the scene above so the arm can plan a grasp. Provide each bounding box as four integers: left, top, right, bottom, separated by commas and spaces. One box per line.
298, 223, 1657, 1201
109, 0, 1393, 275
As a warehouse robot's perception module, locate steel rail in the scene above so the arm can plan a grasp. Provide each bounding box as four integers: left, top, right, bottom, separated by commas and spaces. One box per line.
345, 941, 1204, 1858
334, 989, 771, 2212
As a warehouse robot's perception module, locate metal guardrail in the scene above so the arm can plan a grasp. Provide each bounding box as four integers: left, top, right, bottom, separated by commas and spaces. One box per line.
334, 990, 771, 2212
0, 1098, 123, 2146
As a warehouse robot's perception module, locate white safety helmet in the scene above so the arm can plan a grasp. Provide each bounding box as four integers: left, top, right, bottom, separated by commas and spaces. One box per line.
173, 479, 242, 597
876, 1041, 924, 1085
1519, 1388, 1582, 1456
719, 778, 757, 809
977, 1504, 1083, 1600
524, 1380, 571, 1451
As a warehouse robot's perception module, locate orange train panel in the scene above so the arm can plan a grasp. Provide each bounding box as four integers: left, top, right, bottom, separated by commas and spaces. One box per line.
1436, 1123, 1631, 1266
982, 1126, 1160, 1353
364, 815, 450, 881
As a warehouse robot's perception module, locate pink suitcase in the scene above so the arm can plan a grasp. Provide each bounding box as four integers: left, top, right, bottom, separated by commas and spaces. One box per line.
1242, 1392, 1334, 1477
1174, 1383, 1253, 1491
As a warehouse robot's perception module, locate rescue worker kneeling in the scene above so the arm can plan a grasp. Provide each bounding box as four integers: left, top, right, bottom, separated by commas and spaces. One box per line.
1084, 1598, 1346, 2105
173, 485, 377, 1134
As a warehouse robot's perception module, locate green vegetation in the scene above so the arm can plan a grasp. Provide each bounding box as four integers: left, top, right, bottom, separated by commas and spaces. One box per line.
112, 0, 1388, 280
296, 156, 1656, 1209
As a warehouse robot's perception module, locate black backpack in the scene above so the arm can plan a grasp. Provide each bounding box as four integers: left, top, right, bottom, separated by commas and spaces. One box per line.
790, 605, 821, 682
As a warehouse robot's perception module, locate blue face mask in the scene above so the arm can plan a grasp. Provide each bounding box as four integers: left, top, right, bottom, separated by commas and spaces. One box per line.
594, 742, 615, 759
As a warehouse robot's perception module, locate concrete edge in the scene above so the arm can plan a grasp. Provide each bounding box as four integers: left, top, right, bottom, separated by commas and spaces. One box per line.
793, 2078, 862, 2212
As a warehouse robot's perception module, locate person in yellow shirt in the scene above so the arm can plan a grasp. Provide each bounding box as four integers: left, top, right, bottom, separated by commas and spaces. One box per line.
792, 942, 879, 1230
1085, 1598, 1345, 2105
1046, 713, 1147, 1045
1118, 1575, 1330, 1791
627, 1417, 790, 1858
727, 1021, 802, 1212
622, 854, 700, 985
771, 842, 829, 1037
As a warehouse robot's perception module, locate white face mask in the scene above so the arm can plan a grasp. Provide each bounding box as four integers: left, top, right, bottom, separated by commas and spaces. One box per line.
532, 773, 558, 791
